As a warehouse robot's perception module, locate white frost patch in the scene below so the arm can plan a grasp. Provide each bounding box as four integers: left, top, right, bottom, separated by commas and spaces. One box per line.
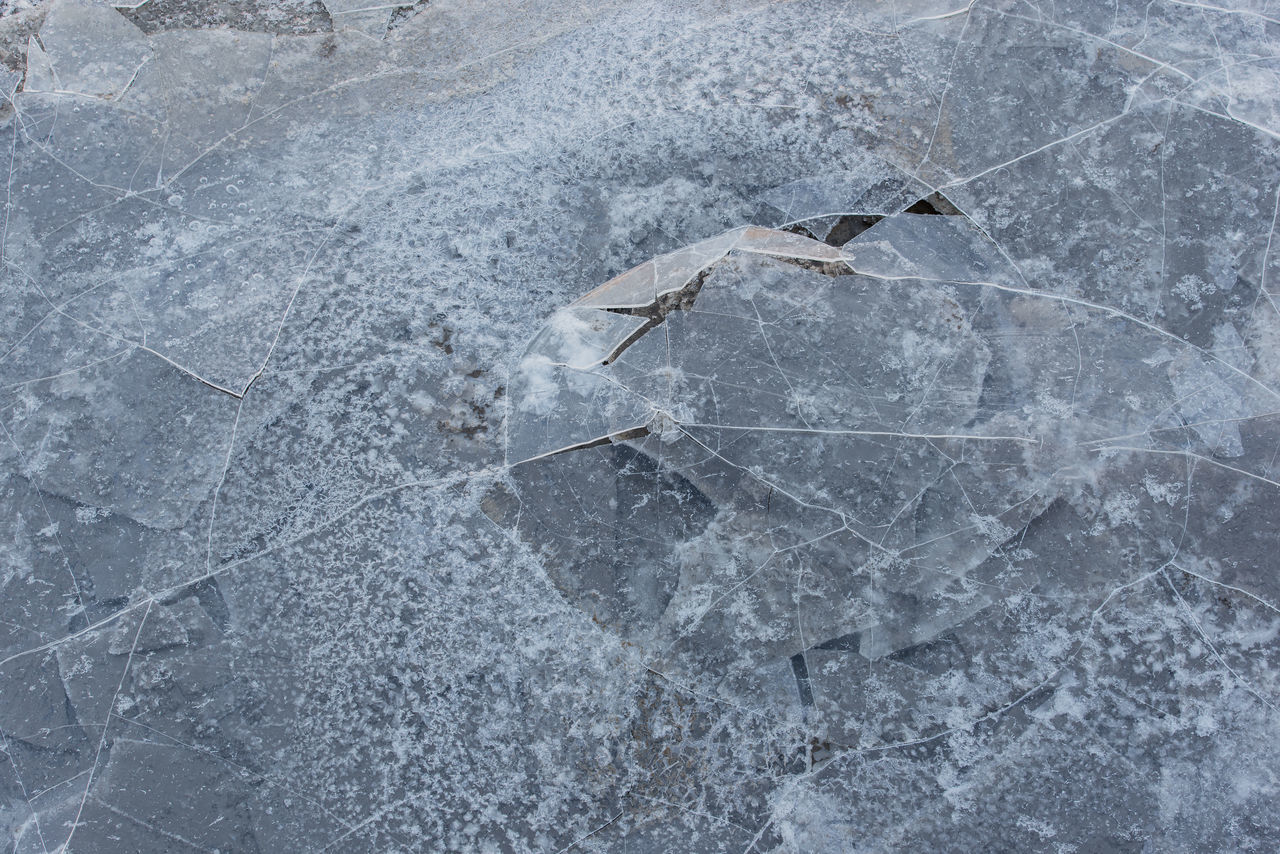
515, 353, 561, 416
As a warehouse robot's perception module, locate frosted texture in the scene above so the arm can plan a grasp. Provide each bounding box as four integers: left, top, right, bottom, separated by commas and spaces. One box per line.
3, 0, 1280, 851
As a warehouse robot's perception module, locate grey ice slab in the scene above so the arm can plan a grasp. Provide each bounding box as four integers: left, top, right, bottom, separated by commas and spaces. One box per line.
505, 309, 652, 464
942, 102, 1280, 344
23, 0, 152, 99
754, 155, 933, 237
842, 211, 1021, 286
915, 4, 1158, 184
2, 347, 239, 529
323, 0, 392, 38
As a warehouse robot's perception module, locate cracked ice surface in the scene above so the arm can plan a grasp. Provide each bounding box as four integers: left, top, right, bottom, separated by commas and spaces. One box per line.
2, 0, 1280, 851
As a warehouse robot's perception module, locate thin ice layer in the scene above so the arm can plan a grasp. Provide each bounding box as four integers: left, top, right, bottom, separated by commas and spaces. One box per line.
501, 205, 1279, 726
505, 308, 652, 464
25, 0, 152, 99
755, 155, 933, 239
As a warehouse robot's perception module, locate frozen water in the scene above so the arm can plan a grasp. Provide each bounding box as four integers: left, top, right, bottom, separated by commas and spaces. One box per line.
2, 0, 1280, 851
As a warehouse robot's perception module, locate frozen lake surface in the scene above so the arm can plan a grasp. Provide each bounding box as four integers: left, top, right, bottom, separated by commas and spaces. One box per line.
2, 0, 1280, 850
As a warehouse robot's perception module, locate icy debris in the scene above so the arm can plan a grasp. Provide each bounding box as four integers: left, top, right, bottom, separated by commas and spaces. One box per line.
501, 193, 1280, 732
